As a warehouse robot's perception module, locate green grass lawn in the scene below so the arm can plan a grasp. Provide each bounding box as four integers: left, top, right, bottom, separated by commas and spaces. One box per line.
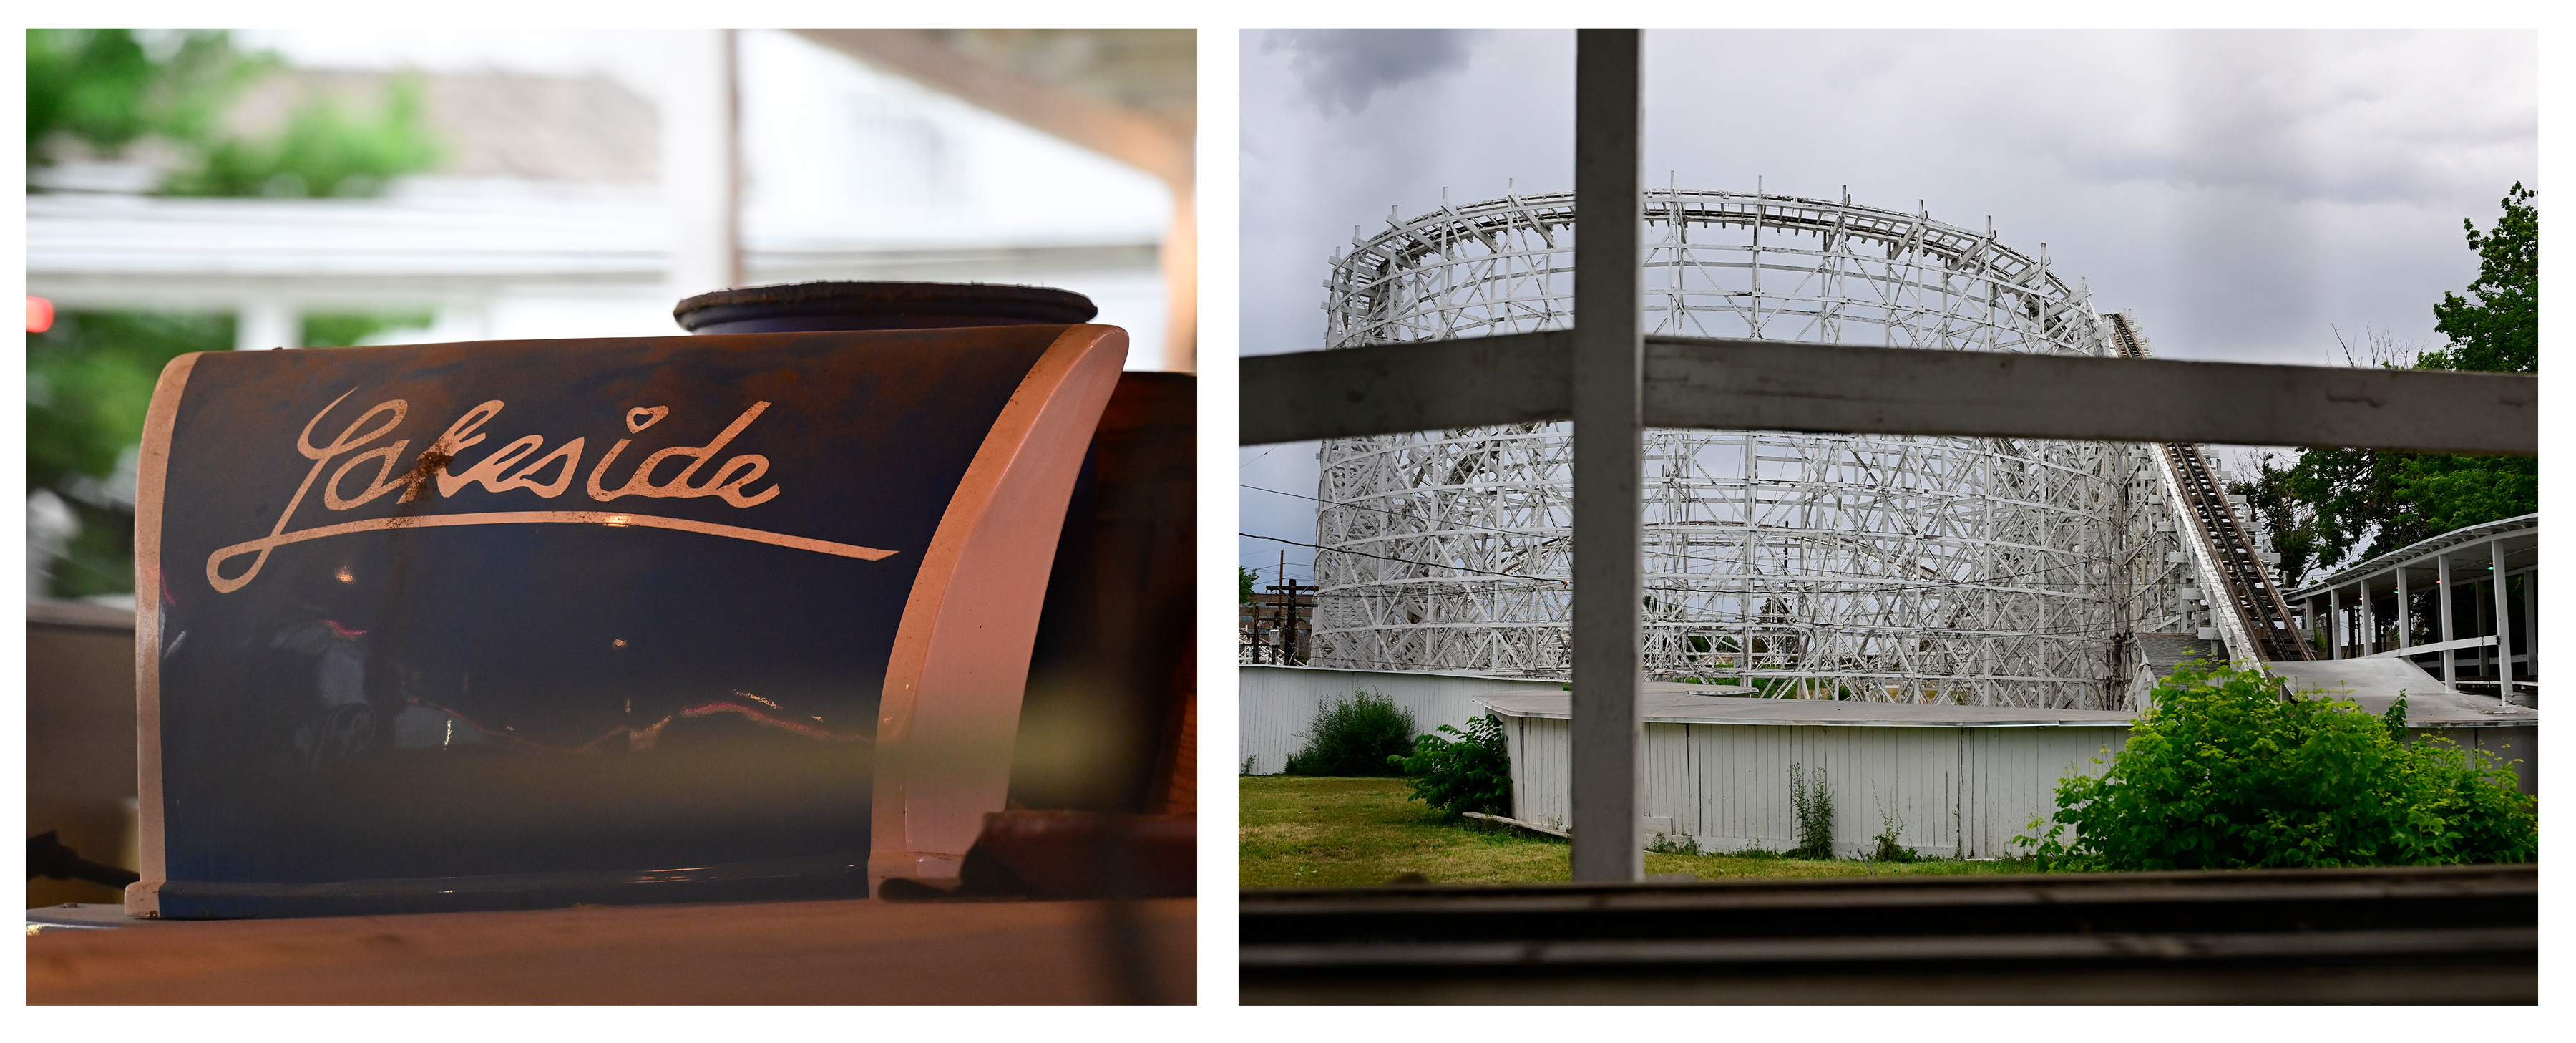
1240, 775, 2038, 888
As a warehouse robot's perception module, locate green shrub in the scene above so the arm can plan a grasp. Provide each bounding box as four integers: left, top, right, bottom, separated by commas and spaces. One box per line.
1788, 764, 1835, 859
1870, 805, 1918, 863
1390, 713, 1513, 821
2019, 661, 2537, 870
1283, 690, 1416, 777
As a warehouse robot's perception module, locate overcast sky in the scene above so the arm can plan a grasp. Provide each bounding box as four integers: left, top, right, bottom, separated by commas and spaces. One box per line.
1237, 28, 2538, 591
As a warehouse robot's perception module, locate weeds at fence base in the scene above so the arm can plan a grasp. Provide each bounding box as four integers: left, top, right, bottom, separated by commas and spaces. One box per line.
1871, 805, 1921, 863
1241, 777, 2041, 886
1788, 764, 1836, 860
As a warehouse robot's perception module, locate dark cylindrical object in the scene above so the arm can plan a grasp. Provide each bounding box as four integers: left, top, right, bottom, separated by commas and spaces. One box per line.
674, 281, 1097, 334
673, 281, 1194, 815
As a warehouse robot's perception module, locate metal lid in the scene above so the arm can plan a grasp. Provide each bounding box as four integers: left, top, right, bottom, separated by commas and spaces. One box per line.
673, 281, 1097, 334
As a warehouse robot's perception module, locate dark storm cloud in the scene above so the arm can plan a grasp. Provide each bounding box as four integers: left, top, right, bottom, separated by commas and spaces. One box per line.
1236, 29, 1572, 578
1262, 29, 1487, 115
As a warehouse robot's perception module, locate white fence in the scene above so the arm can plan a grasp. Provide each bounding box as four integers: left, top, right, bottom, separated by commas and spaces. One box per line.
1237, 665, 1562, 775
1497, 712, 2129, 860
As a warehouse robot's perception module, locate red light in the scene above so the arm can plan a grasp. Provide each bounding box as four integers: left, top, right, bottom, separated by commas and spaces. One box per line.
27, 296, 55, 334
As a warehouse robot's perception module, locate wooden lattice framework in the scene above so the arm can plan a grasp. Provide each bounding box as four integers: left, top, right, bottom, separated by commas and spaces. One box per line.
1309, 188, 2195, 708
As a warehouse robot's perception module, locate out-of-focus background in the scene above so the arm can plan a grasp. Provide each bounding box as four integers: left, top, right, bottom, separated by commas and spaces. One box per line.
25, 27, 1194, 906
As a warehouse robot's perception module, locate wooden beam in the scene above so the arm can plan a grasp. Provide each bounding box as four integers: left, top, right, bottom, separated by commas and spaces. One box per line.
789, 29, 1191, 190
1240, 334, 2538, 457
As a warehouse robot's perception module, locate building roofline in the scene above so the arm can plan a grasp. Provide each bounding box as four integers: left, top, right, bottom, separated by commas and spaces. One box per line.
2286, 513, 2537, 598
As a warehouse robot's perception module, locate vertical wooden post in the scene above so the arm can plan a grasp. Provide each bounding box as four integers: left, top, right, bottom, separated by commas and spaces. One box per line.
2437, 553, 2457, 688
2519, 560, 2534, 690
234, 299, 299, 351
2328, 586, 2341, 659
1569, 28, 1644, 883
2358, 576, 2375, 656
2380, 563, 2401, 654
665, 29, 743, 300
2305, 596, 2320, 659
2490, 538, 2514, 701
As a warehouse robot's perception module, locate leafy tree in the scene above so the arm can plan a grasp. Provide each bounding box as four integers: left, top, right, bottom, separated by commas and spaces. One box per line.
28, 311, 230, 597
1239, 566, 1258, 604
162, 76, 441, 198
2424, 183, 2537, 374
301, 310, 434, 349
1390, 714, 1513, 821
26, 29, 265, 167
2238, 185, 2537, 583
27, 311, 223, 493
2018, 661, 2536, 870
28, 28, 441, 198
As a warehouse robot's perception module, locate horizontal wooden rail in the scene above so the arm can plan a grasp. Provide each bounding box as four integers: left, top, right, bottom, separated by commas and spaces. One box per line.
1240, 863, 2536, 1004
1240, 333, 2537, 456
1239, 331, 1573, 443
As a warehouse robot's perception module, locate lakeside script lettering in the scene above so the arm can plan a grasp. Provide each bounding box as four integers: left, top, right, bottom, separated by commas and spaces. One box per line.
201, 390, 893, 594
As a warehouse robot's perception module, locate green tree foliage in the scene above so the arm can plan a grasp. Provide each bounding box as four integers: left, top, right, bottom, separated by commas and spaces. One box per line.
2018, 661, 2536, 871
1284, 691, 1418, 777
300, 310, 434, 349
1239, 566, 1258, 604
27, 311, 231, 598
2238, 185, 2538, 583
27, 312, 225, 494
28, 28, 441, 198
1390, 714, 1513, 821
26, 29, 264, 162
162, 77, 441, 198
2424, 183, 2537, 374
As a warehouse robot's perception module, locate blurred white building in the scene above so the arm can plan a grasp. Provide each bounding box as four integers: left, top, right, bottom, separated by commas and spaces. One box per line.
27, 29, 1184, 368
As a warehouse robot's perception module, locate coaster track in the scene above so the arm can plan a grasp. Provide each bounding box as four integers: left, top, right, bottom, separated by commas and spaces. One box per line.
2105, 313, 2312, 662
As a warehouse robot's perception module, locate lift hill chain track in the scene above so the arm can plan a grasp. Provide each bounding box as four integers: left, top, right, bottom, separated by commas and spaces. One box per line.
2106, 314, 2312, 662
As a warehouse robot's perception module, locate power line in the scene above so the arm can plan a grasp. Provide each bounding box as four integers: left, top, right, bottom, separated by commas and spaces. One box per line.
1237, 558, 1316, 576
1241, 532, 1567, 585
1241, 482, 1536, 539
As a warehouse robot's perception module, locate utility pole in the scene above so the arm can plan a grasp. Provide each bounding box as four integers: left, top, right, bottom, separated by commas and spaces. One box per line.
1267, 560, 1314, 667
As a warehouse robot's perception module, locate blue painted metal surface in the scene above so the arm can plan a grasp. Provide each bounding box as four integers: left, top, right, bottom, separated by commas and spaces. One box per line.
140, 326, 1072, 916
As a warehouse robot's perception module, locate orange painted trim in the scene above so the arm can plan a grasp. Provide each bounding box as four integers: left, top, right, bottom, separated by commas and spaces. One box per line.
126, 352, 200, 918
869, 324, 1128, 892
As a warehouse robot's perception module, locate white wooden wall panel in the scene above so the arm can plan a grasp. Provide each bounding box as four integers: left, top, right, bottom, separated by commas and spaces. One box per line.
1237, 665, 1561, 775
1505, 714, 2133, 860
1508, 716, 1574, 831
